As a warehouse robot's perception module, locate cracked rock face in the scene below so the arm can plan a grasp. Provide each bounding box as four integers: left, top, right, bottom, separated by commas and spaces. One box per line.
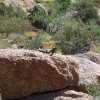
0, 49, 79, 99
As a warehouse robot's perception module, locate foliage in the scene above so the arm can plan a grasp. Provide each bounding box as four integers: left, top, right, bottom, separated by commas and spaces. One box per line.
0, 4, 27, 19
0, 16, 32, 34
55, 28, 90, 54
56, 0, 71, 12
28, 4, 49, 30
0, 39, 11, 48
90, 43, 100, 53
24, 32, 52, 49
28, 0, 71, 31
54, 19, 100, 54
28, 5, 47, 23
87, 83, 100, 99
0, 0, 99, 54
75, 0, 98, 22
0, 4, 32, 34
25, 31, 37, 37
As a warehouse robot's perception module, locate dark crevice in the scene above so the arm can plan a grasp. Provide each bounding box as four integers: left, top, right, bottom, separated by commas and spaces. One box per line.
6, 86, 87, 100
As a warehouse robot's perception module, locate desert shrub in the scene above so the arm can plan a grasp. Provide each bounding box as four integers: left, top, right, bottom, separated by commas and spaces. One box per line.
55, 27, 91, 54
28, 0, 70, 34
28, 0, 71, 31
0, 39, 11, 48
0, 16, 32, 34
0, 4, 32, 34
28, 2, 60, 30
87, 83, 100, 99
7, 34, 26, 45
24, 32, 52, 49
28, 4, 48, 30
75, 0, 98, 22
90, 43, 100, 53
25, 31, 37, 37
28, 5, 47, 23
54, 19, 100, 54
0, 4, 27, 19
56, 0, 71, 12
6, 33, 37, 47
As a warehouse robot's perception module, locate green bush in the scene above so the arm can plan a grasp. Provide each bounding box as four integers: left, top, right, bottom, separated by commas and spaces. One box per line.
28, 2, 61, 30
24, 32, 52, 49
0, 16, 32, 34
87, 83, 100, 99
90, 43, 100, 53
56, 27, 91, 54
28, 0, 70, 31
54, 19, 100, 54
0, 4, 27, 19
0, 4, 32, 34
56, 0, 71, 12
28, 5, 48, 30
75, 0, 98, 22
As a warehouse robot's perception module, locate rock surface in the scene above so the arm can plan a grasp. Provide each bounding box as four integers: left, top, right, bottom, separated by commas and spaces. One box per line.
3, 0, 36, 14
73, 53, 100, 92
75, 52, 100, 65
75, 57, 100, 84
0, 49, 79, 99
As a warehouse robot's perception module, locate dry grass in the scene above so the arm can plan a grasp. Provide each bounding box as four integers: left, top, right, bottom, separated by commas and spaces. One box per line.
90, 43, 100, 54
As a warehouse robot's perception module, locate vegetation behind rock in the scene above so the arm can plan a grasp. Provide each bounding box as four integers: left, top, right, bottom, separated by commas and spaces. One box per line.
0, 0, 100, 54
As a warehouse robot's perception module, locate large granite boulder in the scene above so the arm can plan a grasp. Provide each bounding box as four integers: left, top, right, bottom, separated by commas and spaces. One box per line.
0, 49, 79, 99
0, 49, 99, 100
18, 53, 100, 100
